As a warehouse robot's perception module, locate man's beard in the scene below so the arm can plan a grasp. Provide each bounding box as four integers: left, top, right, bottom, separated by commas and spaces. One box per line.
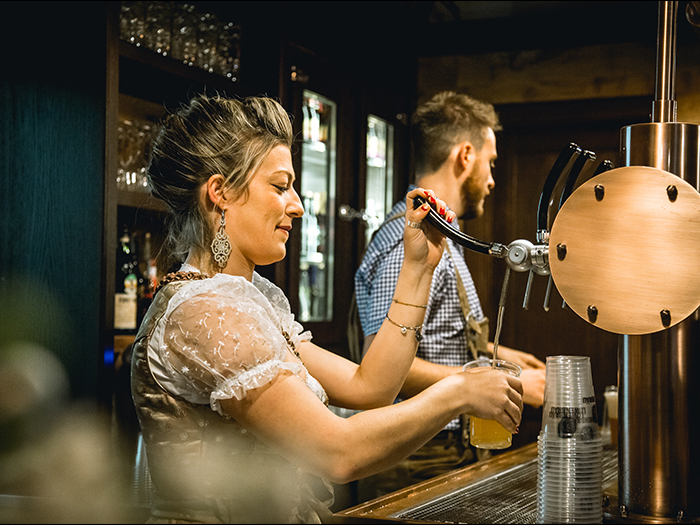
459, 188, 484, 220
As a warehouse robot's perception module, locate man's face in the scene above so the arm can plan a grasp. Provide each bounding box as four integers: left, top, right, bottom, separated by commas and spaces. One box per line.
460, 127, 497, 220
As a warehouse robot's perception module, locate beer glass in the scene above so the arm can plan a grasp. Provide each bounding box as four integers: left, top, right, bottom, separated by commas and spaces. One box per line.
463, 358, 522, 449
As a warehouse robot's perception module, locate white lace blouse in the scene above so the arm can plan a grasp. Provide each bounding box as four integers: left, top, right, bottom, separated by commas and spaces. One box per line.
147, 270, 329, 416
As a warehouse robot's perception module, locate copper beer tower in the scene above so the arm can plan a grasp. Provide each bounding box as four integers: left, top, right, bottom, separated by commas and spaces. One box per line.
611, 1, 700, 522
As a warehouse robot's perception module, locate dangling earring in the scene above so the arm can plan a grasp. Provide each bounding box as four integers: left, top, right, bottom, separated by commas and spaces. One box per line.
211, 208, 231, 269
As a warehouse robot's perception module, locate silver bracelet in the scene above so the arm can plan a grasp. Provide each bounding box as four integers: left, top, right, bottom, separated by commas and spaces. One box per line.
385, 314, 423, 343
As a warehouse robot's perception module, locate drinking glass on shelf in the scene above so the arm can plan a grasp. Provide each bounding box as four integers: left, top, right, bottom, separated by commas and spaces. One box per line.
117, 119, 136, 191
120, 1, 146, 47
135, 122, 153, 193
171, 2, 198, 66
196, 12, 219, 73
215, 21, 242, 80
144, 1, 172, 56
118, 118, 155, 193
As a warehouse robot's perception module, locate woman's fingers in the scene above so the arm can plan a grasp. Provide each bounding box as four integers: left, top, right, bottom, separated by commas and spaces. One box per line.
405, 188, 457, 227
464, 368, 523, 433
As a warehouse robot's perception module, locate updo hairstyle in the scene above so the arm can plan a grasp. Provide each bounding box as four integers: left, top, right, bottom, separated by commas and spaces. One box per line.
147, 94, 294, 272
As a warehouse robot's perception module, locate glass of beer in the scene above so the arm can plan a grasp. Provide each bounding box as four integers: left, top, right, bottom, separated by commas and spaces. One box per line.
463, 358, 522, 449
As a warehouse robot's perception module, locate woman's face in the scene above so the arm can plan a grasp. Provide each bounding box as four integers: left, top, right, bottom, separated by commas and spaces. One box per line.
225, 145, 303, 271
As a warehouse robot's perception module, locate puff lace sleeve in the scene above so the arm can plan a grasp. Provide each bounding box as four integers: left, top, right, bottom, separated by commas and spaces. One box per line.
149, 273, 319, 416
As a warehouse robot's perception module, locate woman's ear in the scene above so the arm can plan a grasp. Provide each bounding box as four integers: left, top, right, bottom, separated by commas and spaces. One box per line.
205, 174, 227, 209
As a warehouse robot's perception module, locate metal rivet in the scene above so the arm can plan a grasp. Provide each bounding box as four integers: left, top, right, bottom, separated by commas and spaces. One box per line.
661, 309, 672, 327
587, 305, 598, 323
620, 505, 628, 517
595, 184, 605, 201
556, 243, 567, 260
667, 185, 678, 202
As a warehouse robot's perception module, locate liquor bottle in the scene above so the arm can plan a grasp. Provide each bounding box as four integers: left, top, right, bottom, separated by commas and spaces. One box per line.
114, 226, 144, 334
138, 232, 156, 325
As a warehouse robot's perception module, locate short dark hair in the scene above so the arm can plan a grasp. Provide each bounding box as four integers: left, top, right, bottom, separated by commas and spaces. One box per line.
411, 91, 501, 177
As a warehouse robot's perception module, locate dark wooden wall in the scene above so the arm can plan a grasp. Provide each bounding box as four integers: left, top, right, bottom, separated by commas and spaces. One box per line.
0, 1, 108, 400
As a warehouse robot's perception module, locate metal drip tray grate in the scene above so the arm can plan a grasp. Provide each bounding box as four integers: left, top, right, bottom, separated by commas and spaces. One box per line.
389, 447, 618, 524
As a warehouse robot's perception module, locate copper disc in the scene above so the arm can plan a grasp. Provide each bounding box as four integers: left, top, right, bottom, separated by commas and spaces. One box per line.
549, 166, 700, 335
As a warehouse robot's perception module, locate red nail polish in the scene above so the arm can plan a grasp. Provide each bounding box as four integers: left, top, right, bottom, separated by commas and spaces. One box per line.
429, 195, 436, 204
439, 206, 445, 215
422, 203, 430, 210
447, 215, 454, 223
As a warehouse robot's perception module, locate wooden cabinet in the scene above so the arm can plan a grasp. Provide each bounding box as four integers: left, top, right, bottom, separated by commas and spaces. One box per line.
102, 3, 253, 390
101, 1, 414, 416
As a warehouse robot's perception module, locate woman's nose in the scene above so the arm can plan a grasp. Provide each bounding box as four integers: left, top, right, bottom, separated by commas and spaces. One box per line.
288, 190, 305, 217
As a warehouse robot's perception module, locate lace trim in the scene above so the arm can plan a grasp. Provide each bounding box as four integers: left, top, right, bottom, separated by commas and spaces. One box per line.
210, 359, 304, 415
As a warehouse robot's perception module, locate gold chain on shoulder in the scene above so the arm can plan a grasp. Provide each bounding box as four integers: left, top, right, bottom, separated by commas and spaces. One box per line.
154, 271, 211, 296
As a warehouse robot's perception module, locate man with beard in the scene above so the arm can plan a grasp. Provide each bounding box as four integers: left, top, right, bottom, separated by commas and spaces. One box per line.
354, 91, 546, 501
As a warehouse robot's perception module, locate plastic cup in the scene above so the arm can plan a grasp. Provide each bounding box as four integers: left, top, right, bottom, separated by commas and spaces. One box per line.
541, 356, 599, 441
538, 361, 604, 525
462, 358, 522, 449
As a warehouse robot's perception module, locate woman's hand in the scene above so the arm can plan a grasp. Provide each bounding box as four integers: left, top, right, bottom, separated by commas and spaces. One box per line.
403, 188, 456, 272
455, 367, 524, 433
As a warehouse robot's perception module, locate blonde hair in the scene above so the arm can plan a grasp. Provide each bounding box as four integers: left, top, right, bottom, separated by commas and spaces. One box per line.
147, 94, 294, 271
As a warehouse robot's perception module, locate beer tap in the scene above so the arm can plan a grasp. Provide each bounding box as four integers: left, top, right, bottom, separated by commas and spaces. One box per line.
523, 143, 581, 310
538, 148, 597, 310
412, 143, 613, 314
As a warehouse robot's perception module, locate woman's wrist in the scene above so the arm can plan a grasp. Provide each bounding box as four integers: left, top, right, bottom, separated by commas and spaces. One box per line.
397, 260, 435, 285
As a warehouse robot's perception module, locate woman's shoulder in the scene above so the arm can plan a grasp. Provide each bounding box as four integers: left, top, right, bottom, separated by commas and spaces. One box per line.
161, 273, 272, 317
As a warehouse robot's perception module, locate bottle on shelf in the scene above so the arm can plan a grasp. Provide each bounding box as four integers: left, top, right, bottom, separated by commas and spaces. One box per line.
114, 226, 145, 334
138, 232, 156, 324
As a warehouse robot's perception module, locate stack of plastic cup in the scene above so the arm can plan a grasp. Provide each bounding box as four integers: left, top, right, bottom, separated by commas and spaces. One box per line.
537, 355, 602, 524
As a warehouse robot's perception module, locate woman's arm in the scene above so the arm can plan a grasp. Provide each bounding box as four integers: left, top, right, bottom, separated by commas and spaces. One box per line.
219, 364, 523, 484
340, 336, 546, 408
303, 188, 454, 409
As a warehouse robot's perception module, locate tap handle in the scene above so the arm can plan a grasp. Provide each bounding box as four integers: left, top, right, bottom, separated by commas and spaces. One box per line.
522, 269, 535, 310
537, 143, 581, 242
592, 159, 614, 176
412, 195, 506, 256
557, 150, 597, 211
544, 274, 554, 312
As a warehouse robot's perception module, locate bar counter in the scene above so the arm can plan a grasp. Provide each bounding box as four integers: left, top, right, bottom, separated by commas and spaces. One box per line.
333, 441, 619, 524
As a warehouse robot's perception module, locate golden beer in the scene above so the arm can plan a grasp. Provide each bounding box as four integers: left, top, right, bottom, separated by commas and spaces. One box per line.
463, 358, 522, 450
470, 415, 512, 449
